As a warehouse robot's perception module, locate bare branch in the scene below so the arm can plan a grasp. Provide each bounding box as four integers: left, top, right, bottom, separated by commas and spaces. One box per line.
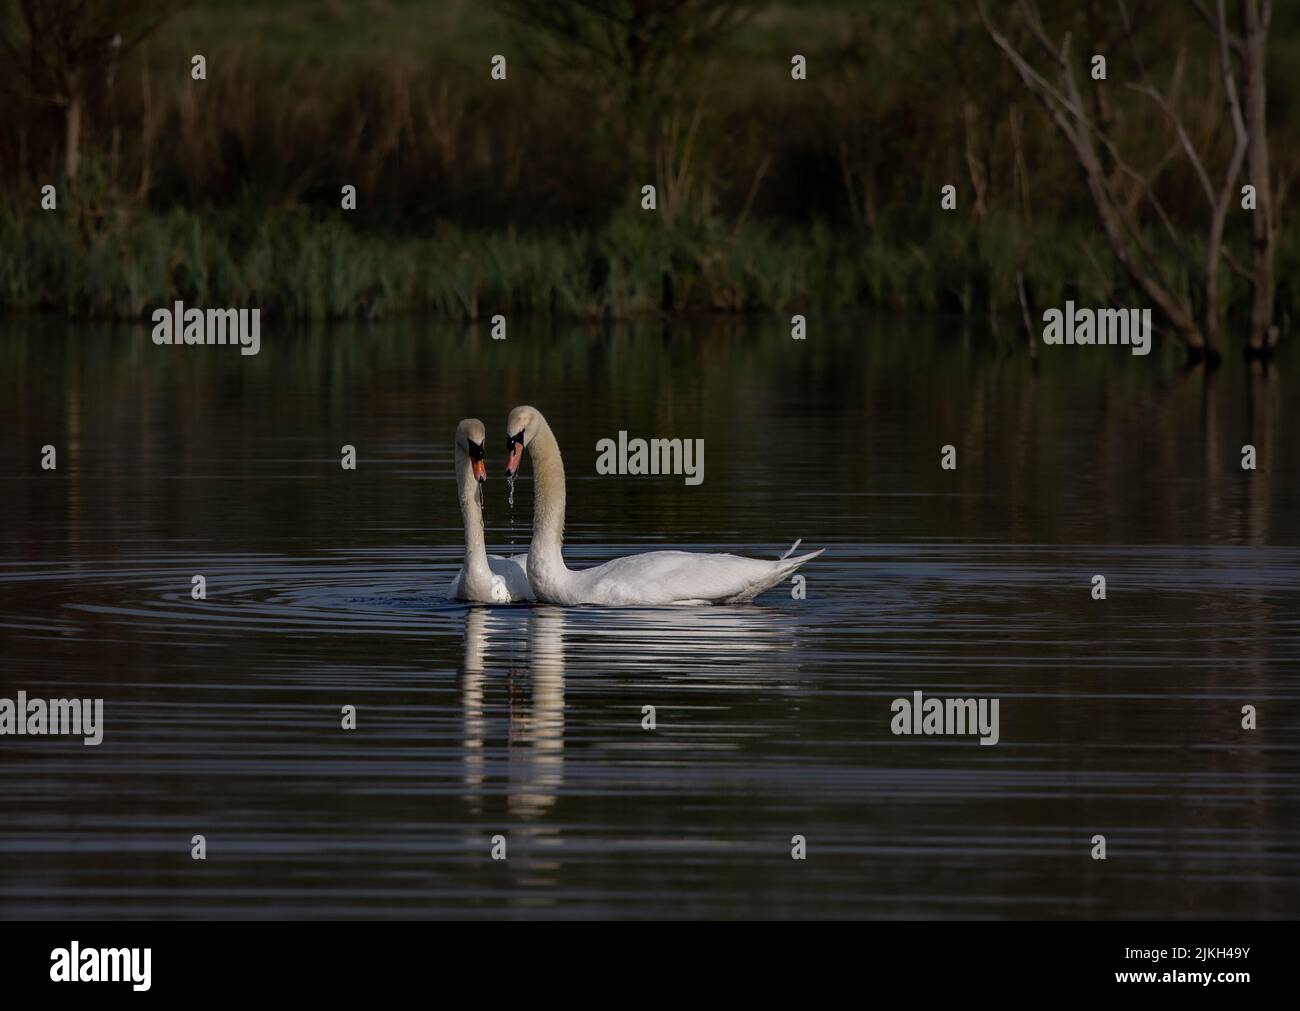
1127, 83, 1215, 205
1013, 0, 1066, 66
978, 0, 1204, 345
1191, 0, 1244, 54
1220, 246, 1255, 284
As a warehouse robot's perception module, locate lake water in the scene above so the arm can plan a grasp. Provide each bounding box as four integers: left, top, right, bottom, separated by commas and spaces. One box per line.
1, 317, 1297, 919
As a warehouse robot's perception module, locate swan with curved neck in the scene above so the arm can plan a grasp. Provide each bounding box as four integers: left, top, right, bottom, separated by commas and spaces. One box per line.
504, 406, 823, 606
448, 418, 532, 603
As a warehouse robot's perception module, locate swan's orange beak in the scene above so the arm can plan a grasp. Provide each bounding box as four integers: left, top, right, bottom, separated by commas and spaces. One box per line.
506, 433, 525, 478
472, 458, 486, 483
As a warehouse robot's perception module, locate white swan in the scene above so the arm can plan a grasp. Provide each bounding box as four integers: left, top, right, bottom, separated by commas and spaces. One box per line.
504, 405, 823, 605
448, 418, 533, 603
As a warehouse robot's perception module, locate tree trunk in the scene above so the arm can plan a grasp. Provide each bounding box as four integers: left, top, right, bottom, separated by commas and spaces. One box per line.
1242, 0, 1276, 351
64, 75, 83, 184
1202, 0, 1251, 354
963, 101, 988, 218
138, 58, 154, 201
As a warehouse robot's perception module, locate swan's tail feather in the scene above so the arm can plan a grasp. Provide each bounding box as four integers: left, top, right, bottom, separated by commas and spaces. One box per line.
723, 545, 825, 603
780, 538, 803, 560
779, 547, 825, 573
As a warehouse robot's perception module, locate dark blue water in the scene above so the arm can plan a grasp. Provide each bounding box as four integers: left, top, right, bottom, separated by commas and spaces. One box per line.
1, 318, 1297, 917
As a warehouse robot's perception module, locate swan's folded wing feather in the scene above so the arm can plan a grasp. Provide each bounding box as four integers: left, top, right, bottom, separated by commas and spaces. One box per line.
570, 550, 808, 605
487, 552, 533, 602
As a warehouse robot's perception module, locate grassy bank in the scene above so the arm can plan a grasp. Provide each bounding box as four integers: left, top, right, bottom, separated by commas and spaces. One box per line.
4, 200, 1298, 330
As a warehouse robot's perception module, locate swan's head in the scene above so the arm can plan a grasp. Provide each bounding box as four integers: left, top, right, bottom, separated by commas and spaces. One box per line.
505, 405, 540, 479
456, 418, 487, 484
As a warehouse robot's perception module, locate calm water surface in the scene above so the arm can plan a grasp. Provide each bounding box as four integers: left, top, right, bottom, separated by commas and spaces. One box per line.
1, 318, 1298, 918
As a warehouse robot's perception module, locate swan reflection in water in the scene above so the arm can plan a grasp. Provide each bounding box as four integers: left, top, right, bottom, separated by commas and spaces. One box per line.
459, 602, 800, 820
461, 605, 565, 821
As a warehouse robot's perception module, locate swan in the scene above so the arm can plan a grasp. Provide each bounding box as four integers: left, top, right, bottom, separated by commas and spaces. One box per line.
504, 405, 823, 605
448, 418, 533, 603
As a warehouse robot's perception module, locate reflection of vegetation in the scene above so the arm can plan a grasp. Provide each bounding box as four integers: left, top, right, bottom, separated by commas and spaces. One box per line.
1, 315, 1287, 559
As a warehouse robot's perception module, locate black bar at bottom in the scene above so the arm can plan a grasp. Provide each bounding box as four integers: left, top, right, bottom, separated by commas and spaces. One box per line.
0, 920, 1285, 999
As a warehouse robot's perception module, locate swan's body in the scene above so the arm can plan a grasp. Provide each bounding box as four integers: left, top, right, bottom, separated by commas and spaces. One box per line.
505, 406, 823, 606
448, 418, 534, 603
527, 544, 815, 606
448, 551, 532, 604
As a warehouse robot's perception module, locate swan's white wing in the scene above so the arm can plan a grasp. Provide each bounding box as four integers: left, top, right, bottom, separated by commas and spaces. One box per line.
487, 552, 533, 602
448, 553, 531, 602
567, 548, 822, 606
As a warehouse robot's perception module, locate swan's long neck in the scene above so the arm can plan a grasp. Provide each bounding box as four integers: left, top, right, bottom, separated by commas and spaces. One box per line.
457, 450, 492, 590
526, 417, 569, 583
